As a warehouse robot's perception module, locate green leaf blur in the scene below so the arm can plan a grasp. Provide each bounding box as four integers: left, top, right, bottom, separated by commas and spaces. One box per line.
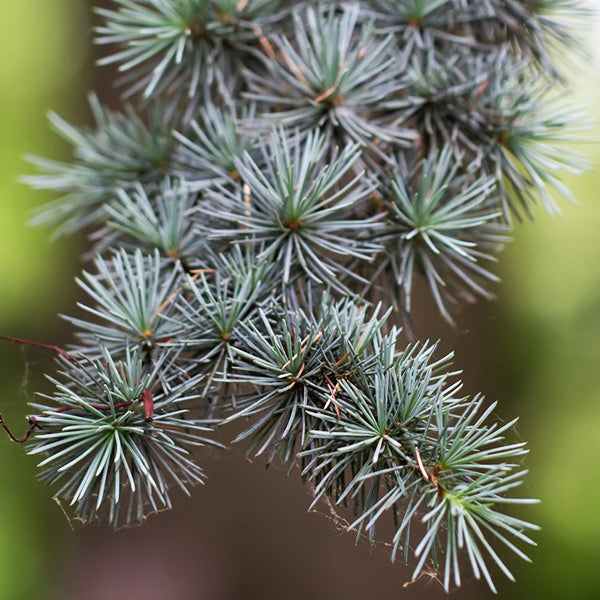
494, 28, 600, 599
0, 2, 88, 599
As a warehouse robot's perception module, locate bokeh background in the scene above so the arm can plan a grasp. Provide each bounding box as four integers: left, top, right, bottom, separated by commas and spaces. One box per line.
1, 2, 599, 599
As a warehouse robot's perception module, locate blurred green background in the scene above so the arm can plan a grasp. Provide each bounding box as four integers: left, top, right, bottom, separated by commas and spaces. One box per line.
0, 2, 599, 599
0, 2, 88, 599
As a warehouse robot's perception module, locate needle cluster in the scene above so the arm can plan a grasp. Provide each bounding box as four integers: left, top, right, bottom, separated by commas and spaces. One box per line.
8, 0, 591, 592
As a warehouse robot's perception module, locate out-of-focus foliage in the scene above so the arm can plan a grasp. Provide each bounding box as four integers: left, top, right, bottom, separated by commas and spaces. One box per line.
495, 59, 600, 596
0, 2, 88, 599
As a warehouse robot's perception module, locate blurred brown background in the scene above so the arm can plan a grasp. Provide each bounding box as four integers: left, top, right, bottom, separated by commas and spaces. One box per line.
1, 2, 600, 599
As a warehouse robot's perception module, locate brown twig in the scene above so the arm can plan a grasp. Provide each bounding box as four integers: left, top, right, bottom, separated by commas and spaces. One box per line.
254, 26, 276, 59
281, 330, 323, 370
313, 84, 338, 104
414, 444, 430, 482
0, 414, 40, 444
0, 334, 77, 362
323, 373, 341, 419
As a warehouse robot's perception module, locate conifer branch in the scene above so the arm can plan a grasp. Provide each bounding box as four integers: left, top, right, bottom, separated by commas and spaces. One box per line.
7, 0, 594, 591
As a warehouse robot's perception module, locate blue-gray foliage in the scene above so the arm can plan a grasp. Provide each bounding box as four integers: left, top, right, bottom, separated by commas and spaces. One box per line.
10, 0, 592, 592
